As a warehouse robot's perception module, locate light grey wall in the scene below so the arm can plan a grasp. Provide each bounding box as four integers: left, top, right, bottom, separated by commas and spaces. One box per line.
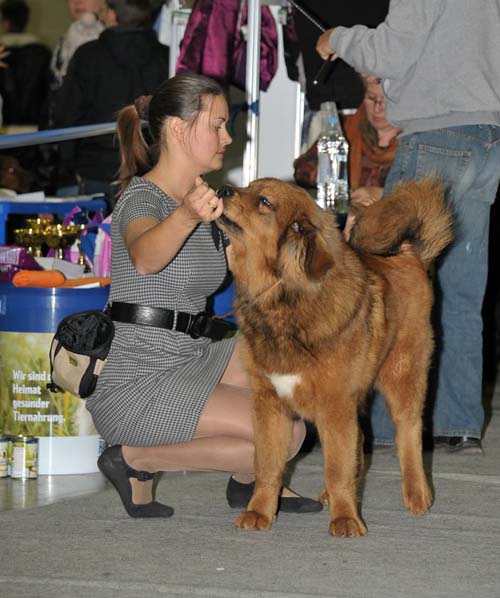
26, 0, 73, 50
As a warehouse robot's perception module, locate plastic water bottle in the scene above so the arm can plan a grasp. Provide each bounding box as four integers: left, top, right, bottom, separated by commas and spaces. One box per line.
316, 101, 350, 217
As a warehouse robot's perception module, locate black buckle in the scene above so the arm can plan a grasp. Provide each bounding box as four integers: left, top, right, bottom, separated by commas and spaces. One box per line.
187, 312, 209, 339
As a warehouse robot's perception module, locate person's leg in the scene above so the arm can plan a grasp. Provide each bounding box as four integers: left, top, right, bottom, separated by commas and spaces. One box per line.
122, 384, 306, 501
124, 385, 252, 473
121, 384, 250, 503
121, 338, 307, 503
370, 126, 500, 447
433, 127, 500, 441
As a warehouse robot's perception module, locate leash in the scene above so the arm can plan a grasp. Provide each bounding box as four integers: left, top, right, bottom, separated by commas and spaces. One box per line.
286, 0, 326, 32
286, 0, 336, 86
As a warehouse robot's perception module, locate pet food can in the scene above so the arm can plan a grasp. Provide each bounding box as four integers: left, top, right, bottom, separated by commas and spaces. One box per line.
0, 436, 9, 477
11, 436, 38, 479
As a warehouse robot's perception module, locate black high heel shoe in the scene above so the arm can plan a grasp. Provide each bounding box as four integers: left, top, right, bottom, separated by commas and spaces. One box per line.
226, 476, 323, 513
97, 445, 174, 518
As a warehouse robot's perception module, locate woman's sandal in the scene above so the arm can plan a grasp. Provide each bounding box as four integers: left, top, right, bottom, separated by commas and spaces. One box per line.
226, 476, 323, 513
97, 445, 174, 518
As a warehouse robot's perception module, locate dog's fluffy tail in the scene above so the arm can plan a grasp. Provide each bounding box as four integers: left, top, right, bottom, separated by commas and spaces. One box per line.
349, 178, 454, 269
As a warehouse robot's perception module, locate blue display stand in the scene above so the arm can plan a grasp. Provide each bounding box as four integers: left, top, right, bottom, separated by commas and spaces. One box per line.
0, 283, 109, 332
0, 282, 109, 475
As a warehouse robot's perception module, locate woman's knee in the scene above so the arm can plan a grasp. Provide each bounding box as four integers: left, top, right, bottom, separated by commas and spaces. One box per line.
287, 419, 306, 460
194, 384, 254, 440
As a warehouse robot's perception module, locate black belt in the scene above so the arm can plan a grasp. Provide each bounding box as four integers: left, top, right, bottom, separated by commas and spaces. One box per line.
109, 302, 237, 341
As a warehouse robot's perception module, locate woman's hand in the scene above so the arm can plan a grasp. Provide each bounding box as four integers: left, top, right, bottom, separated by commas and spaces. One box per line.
179, 176, 224, 224
350, 186, 384, 208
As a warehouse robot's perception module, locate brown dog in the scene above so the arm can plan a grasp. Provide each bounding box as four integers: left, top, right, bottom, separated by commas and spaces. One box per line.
217, 177, 453, 537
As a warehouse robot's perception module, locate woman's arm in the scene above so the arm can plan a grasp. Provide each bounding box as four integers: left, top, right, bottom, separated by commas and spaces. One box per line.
125, 177, 223, 275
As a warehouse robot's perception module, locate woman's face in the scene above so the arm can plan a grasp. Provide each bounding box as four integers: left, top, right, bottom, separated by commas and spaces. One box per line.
363, 82, 391, 132
186, 94, 232, 175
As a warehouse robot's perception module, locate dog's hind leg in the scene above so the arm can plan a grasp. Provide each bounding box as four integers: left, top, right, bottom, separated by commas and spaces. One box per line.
377, 355, 433, 515
316, 396, 368, 537
235, 391, 293, 531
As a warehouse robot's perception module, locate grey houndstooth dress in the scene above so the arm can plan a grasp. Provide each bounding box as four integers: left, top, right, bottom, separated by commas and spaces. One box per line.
86, 177, 236, 446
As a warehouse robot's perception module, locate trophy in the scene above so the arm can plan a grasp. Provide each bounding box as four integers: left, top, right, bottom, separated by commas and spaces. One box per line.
44, 224, 83, 260
14, 218, 52, 257
14, 217, 90, 270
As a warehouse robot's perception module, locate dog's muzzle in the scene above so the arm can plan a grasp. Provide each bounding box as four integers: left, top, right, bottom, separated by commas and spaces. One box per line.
216, 185, 234, 199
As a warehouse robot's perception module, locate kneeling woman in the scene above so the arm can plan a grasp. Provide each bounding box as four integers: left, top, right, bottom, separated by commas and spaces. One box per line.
86, 73, 322, 517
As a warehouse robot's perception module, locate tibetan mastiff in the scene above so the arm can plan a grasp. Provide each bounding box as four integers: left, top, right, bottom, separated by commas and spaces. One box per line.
217, 178, 453, 537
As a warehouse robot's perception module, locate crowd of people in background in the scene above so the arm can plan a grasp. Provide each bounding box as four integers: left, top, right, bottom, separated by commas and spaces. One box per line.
0, 0, 51, 129
0, 0, 169, 200
52, 0, 169, 203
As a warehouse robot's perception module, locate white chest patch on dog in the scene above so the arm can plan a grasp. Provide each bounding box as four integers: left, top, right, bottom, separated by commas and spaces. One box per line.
267, 373, 302, 400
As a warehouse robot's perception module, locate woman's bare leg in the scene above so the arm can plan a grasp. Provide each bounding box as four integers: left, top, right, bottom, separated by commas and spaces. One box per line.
219, 336, 250, 388
121, 339, 306, 503
123, 390, 306, 502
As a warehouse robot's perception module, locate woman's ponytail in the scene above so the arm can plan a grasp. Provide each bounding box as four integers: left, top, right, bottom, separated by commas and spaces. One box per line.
115, 98, 152, 195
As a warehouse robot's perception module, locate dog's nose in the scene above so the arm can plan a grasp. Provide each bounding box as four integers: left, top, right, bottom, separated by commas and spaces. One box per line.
216, 185, 234, 199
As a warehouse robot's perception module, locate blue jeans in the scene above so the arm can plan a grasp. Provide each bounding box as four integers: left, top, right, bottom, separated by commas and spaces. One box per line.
370, 125, 500, 443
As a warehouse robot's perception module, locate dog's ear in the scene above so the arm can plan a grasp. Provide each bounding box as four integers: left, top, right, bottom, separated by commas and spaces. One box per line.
291, 219, 334, 282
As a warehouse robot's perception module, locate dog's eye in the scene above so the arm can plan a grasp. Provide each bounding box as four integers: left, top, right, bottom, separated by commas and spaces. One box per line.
291, 221, 305, 235
259, 196, 272, 208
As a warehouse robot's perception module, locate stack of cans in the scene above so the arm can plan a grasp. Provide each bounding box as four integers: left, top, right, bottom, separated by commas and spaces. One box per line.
0, 435, 38, 479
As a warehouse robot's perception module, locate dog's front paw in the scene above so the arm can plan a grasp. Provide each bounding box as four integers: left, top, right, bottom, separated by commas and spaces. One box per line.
403, 480, 433, 515
236, 510, 274, 531
329, 517, 367, 538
